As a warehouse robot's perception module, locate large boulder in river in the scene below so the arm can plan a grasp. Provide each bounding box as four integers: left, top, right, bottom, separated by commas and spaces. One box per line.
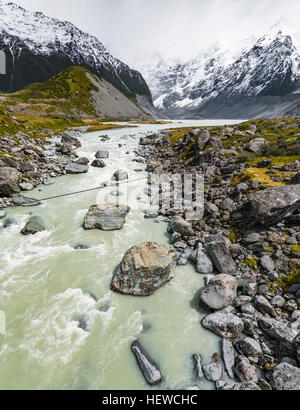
131, 340, 162, 385
272, 363, 300, 390
21, 215, 47, 235
240, 184, 300, 226
0, 168, 21, 196
202, 312, 244, 339
111, 242, 177, 296
200, 274, 238, 310
83, 203, 130, 231
65, 162, 89, 174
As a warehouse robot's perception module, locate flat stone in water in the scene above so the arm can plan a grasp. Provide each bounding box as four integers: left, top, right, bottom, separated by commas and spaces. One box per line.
83, 203, 130, 231
131, 340, 162, 386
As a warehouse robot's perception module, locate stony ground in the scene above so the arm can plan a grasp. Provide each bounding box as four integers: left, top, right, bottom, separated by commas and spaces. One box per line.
136, 118, 300, 390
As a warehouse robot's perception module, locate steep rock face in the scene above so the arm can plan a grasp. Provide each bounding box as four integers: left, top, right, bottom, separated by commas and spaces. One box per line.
138, 25, 300, 119
0, 1, 152, 104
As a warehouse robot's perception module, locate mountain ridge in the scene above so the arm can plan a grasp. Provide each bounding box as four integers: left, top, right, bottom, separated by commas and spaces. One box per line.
0, 1, 154, 114
137, 22, 300, 119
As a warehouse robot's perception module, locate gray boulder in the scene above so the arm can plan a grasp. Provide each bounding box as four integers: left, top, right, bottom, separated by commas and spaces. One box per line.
240, 184, 300, 226
170, 216, 194, 237
248, 138, 265, 153
21, 216, 47, 235
91, 159, 106, 168
235, 356, 258, 382
95, 150, 109, 159
65, 162, 89, 174
0, 168, 21, 196
222, 339, 235, 379
83, 203, 130, 231
131, 340, 162, 386
12, 194, 41, 207
111, 242, 177, 296
272, 363, 300, 390
202, 312, 244, 339
0, 210, 6, 219
200, 274, 237, 310
195, 129, 210, 151
206, 241, 237, 275
236, 337, 263, 356
61, 133, 81, 148
77, 157, 89, 166
203, 359, 224, 382
189, 243, 214, 274
255, 295, 277, 317
258, 317, 298, 345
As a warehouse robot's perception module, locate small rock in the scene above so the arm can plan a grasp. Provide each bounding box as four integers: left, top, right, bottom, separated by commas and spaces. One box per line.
21, 215, 47, 235
95, 150, 109, 159
91, 159, 106, 168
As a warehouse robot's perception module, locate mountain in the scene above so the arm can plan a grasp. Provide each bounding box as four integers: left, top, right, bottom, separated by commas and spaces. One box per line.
138, 21, 300, 119
0, 1, 154, 115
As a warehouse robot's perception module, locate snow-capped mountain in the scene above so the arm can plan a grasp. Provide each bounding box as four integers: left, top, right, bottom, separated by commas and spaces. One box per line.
0, 1, 152, 107
138, 22, 300, 119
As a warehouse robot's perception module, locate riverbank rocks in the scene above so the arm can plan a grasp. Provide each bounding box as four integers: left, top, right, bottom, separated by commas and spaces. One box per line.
95, 150, 109, 159
240, 184, 300, 226
202, 312, 244, 339
272, 363, 300, 390
169, 216, 194, 237
0, 168, 21, 196
112, 169, 128, 181
222, 339, 235, 379
206, 240, 237, 276
111, 242, 177, 296
83, 203, 130, 231
200, 274, 238, 310
131, 340, 162, 385
65, 162, 89, 174
189, 243, 214, 274
21, 215, 47, 235
61, 133, 81, 148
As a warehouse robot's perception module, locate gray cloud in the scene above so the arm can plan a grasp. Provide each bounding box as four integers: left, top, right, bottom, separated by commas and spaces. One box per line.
13, 0, 300, 66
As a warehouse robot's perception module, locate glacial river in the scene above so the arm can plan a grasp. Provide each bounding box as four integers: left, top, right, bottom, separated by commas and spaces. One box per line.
0, 120, 242, 390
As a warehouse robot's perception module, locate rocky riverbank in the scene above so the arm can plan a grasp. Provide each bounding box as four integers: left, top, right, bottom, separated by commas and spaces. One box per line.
0, 128, 92, 209
135, 118, 300, 390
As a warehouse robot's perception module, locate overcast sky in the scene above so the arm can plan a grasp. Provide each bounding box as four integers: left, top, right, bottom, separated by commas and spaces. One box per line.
13, 0, 300, 66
